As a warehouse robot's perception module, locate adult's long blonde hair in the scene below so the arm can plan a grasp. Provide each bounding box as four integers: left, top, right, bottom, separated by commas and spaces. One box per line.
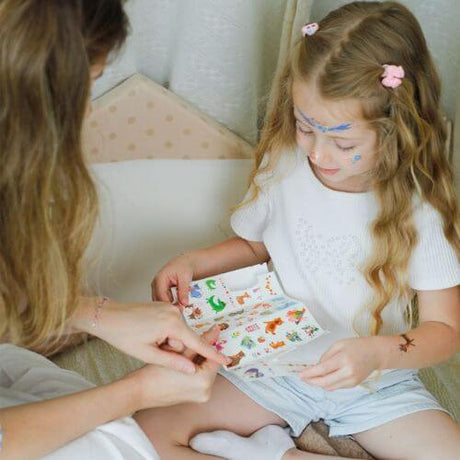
250, 1, 459, 335
0, 0, 128, 349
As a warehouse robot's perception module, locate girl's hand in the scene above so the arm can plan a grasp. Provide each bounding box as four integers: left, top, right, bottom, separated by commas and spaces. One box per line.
152, 253, 196, 307
300, 337, 384, 391
127, 326, 222, 410
92, 300, 229, 373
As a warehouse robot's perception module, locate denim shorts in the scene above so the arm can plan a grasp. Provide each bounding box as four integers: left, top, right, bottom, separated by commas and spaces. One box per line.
219, 368, 449, 437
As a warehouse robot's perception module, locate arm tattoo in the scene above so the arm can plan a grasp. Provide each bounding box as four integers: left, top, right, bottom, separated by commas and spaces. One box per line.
398, 333, 415, 352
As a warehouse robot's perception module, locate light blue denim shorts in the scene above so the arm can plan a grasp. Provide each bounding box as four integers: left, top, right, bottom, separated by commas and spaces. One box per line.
219, 369, 448, 437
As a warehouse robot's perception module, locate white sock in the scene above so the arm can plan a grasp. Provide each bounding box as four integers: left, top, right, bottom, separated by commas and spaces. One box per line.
190, 424, 296, 460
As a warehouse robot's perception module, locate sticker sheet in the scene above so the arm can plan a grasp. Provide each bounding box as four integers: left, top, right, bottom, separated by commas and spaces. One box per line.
180, 265, 326, 380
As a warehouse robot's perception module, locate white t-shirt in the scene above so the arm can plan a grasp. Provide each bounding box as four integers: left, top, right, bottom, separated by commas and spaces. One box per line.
231, 149, 459, 360
0, 344, 158, 459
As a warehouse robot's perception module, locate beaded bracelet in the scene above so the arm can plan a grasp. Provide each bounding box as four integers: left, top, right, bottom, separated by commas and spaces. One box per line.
91, 296, 109, 328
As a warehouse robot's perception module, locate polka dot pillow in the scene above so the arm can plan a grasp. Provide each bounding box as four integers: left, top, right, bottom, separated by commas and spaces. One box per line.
83, 74, 253, 163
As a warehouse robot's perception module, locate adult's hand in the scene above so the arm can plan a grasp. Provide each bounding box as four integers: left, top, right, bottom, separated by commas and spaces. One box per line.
75, 299, 230, 373
127, 326, 222, 410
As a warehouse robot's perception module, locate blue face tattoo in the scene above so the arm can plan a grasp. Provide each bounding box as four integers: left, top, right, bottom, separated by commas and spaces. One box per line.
297, 108, 352, 133
351, 154, 362, 165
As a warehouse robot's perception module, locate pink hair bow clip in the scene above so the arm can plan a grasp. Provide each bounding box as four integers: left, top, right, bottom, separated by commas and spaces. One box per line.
381, 64, 405, 88
302, 22, 319, 36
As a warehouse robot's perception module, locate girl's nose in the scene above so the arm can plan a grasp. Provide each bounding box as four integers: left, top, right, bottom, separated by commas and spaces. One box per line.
310, 142, 334, 166
310, 148, 328, 164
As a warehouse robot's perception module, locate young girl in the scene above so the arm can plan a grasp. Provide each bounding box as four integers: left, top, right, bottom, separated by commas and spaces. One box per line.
139, 1, 459, 459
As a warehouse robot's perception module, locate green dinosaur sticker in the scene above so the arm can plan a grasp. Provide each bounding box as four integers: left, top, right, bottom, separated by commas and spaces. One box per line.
206, 279, 217, 290
207, 295, 226, 313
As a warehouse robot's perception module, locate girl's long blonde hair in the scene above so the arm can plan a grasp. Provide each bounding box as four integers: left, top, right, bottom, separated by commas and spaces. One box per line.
251, 1, 459, 335
0, 0, 128, 349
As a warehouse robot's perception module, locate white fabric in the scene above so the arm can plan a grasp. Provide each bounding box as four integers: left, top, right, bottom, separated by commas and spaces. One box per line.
0, 344, 158, 459
92, 0, 301, 144
87, 159, 252, 303
230, 149, 459, 360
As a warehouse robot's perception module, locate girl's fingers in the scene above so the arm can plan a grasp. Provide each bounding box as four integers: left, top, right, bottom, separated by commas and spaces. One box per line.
178, 277, 190, 307
302, 368, 348, 389
152, 277, 172, 302
301, 356, 340, 379
182, 326, 222, 362
318, 343, 342, 363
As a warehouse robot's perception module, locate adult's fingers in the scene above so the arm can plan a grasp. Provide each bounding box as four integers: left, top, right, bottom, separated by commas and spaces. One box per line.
182, 326, 221, 362
141, 345, 196, 374
193, 327, 223, 372
160, 338, 186, 353
179, 324, 229, 366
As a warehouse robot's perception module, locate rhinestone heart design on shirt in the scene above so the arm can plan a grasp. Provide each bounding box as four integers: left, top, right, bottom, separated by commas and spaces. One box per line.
295, 217, 361, 285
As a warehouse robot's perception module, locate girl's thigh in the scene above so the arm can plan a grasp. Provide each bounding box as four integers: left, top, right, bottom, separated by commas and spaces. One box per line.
353, 409, 460, 460
134, 374, 286, 448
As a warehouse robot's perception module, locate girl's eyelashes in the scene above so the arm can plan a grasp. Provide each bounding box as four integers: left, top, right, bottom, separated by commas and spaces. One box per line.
296, 122, 313, 135
337, 144, 356, 152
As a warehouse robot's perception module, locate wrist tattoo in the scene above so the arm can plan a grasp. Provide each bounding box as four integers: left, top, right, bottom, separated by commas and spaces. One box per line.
398, 333, 415, 352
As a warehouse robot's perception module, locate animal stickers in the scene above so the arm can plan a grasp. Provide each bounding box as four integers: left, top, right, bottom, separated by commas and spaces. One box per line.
178, 265, 325, 379
264, 318, 283, 334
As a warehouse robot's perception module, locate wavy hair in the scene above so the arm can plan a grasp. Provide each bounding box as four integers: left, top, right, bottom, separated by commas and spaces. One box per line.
249, 1, 459, 335
0, 0, 129, 349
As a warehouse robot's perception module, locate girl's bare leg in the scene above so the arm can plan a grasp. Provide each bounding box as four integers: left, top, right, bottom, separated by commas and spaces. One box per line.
134, 375, 286, 459
353, 409, 460, 460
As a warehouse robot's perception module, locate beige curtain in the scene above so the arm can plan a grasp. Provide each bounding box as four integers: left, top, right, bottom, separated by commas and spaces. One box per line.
94, 0, 315, 145
264, 0, 313, 123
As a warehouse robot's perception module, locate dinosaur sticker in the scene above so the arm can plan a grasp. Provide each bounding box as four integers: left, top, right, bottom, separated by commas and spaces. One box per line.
205, 279, 217, 290
207, 295, 226, 313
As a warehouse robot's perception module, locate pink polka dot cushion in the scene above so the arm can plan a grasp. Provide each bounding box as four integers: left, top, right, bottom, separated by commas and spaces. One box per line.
83, 74, 253, 163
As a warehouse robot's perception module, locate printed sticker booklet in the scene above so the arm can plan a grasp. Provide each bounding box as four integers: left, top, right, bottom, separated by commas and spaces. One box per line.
178, 264, 328, 380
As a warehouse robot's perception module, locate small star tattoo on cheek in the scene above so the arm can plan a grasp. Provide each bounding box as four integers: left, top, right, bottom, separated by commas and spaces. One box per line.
398, 333, 415, 352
